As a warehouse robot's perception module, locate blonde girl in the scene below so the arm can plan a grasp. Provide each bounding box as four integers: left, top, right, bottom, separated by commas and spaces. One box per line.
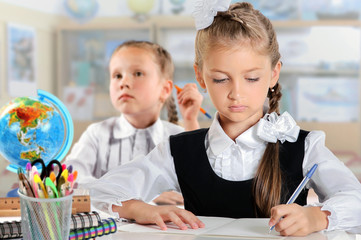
66, 40, 203, 205
88, 2, 361, 236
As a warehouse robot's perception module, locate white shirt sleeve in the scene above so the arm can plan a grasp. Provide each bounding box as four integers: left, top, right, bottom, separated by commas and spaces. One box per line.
64, 124, 100, 184
303, 131, 361, 231
86, 139, 179, 215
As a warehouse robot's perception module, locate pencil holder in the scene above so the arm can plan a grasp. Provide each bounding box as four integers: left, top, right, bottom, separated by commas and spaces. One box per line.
19, 191, 73, 240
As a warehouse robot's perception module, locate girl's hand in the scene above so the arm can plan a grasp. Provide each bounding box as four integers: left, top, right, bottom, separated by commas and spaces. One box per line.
153, 191, 184, 205
269, 204, 329, 236
113, 200, 205, 230
177, 83, 203, 131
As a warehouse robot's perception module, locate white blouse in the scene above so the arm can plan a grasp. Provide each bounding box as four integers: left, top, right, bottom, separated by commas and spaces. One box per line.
65, 114, 184, 184
87, 113, 361, 232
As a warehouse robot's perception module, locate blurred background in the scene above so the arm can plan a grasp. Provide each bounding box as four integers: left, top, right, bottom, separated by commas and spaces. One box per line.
0, 0, 361, 197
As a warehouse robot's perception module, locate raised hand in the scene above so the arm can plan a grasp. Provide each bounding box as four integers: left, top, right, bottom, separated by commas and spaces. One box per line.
176, 83, 203, 131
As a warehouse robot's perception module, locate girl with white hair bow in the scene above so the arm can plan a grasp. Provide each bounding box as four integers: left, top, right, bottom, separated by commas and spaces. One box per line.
88, 1, 361, 236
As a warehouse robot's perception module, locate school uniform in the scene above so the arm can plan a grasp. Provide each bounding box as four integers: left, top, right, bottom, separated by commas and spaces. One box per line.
88, 112, 361, 231
170, 128, 309, 218
65, 114, 184, 184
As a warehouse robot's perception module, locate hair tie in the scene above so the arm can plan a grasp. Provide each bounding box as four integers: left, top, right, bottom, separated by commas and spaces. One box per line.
257, 112, 300, 144
192, 0, 231, 30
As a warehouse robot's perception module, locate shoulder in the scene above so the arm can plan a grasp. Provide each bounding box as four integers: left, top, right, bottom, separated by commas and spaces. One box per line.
170, 128, 208, 140
82, 117, 119, 139
304, 130, 327, 147
87, 117, 118, 130
161, 120, 184, 135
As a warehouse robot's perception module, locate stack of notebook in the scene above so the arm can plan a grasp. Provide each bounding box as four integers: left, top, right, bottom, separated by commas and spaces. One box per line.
0, 211, 117, 239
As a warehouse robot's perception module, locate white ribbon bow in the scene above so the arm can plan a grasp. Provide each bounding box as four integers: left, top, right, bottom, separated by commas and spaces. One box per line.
257, 112, 300, 144
192, 0, 231, 30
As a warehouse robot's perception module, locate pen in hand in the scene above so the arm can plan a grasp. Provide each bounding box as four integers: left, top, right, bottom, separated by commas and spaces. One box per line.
269, 163, 318, 233
174, 85, 212, 119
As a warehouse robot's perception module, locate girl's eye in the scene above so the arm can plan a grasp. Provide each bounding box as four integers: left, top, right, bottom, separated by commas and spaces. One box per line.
115, 74, 122, 79
135, 71, 143, 77
246, 77, 259, 82
213, 78, 228, 83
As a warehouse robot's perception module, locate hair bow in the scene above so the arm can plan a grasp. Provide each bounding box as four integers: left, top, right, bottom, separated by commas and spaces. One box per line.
257, 112, 300, 144
192, 0, 231, 30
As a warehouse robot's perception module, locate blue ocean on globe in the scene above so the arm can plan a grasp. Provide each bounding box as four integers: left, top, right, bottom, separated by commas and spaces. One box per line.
0, 90, 73, 172
0, 109, 64, 169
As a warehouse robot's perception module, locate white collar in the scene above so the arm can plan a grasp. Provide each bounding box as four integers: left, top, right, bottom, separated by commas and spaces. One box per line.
208, 113, 266, 156
113, 114, 164, 145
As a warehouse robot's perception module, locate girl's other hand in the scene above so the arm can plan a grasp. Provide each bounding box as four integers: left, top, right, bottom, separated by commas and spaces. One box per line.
153, 191, 184, 205
177, 83, 203, 131
113, 200, 205, 230
269, 204, 329, 236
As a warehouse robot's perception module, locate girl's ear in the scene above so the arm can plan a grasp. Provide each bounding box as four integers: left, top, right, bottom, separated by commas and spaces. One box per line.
270, 61, 282, 88
160, 79, 173, 103
194, 64, 206, 89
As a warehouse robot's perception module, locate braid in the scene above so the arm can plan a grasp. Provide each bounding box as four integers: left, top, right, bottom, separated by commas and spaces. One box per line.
252, 82, 283, 217
268, 83, 282, 114
165, 95, 179, 124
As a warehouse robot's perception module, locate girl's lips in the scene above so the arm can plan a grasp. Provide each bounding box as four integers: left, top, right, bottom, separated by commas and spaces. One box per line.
229, 105, 247, 112
119, 94, 133, 100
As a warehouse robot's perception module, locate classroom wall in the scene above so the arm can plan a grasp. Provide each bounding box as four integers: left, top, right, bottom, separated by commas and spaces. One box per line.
0, 3, 62, 196
1, 2, 361, 197
0, 2, 59, 106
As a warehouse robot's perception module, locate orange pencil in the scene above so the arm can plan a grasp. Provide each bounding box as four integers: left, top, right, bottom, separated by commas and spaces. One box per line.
175, 85, 211, 119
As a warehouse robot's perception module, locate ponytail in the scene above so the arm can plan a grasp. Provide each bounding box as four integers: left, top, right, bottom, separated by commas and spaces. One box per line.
253, 82, 282, 217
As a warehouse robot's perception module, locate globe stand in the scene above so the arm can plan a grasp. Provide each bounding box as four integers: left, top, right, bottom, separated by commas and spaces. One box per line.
6, 164, 22, 173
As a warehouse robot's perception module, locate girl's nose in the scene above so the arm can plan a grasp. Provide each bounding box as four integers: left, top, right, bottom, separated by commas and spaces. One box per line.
228, 81, 242, 100
120, 75, 131, 89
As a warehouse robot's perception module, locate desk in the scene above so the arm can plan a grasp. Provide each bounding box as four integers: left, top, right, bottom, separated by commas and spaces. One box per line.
103, 219, 359, 240
93, 228, 358, 240
2, 208, 360, 240
0, 217, 358, 240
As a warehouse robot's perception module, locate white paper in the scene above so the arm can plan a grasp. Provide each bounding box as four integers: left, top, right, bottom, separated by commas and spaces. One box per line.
118, 216, 282, 239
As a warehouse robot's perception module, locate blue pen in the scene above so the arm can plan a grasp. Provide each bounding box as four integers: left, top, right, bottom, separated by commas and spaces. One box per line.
269, 164, 318, 233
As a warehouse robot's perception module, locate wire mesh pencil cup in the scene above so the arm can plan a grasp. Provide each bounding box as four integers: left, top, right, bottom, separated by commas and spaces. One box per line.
19, 191, 73, 240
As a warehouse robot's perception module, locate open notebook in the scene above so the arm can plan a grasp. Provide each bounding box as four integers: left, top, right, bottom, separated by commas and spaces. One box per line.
118, 216, 282, 239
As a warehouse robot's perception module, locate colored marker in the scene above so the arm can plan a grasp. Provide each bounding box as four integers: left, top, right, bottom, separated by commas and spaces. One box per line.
73, 170, 78, 181
34, 174, 48, 198
61, 169, 69, 181
26, 162, 32, 179
49, 172, 56, 184
45, 177, 59, 198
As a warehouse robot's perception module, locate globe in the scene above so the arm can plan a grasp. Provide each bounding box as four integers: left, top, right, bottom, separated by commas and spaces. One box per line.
0, 90, 73, 173
64, 0, 99, 23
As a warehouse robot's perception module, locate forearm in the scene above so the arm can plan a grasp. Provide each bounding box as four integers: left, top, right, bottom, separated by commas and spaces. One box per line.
183, 118, 200, 131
